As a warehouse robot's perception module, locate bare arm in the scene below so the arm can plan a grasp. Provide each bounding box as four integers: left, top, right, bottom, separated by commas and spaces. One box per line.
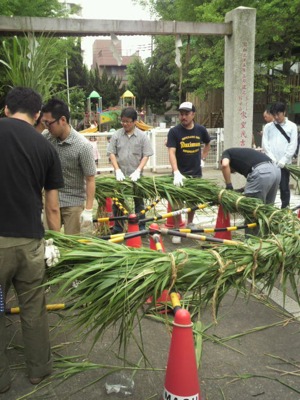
202, 142, 211, 160
136, 156, 149, 171
221, 158, 232, 184
44, 189, 61, 231
109, 153, 120, 171
85, 175, 96, 210
168, 147, 179, 172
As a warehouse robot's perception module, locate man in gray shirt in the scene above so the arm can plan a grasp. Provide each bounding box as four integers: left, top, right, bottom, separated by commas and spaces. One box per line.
108, 107, 153, 233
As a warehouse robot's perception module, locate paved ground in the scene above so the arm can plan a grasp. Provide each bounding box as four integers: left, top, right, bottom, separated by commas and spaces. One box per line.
2, 168, 300, 400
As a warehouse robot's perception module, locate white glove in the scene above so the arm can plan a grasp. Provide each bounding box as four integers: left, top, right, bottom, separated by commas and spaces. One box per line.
173, 170, 185, 187
44, 239, 60, 267
201, 159, 205, 168
277, 160, 285, 169
115, 169, 125, 181
129, 169, 141, 182
80, 209, 93, 228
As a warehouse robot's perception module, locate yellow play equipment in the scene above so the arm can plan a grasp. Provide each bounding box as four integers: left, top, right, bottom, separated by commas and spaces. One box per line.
136, 120, 153, 131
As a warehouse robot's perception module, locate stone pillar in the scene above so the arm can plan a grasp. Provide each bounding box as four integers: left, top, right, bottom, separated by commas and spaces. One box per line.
223, 7, 256, 186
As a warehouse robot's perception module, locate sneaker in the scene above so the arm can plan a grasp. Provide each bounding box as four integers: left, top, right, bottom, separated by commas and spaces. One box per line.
29, 373, 50, 385
172, 236, 181, 244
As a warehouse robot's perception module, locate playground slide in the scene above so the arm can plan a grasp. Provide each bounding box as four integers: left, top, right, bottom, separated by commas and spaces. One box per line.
79, 125, 98, 134
136, 120, 153, 131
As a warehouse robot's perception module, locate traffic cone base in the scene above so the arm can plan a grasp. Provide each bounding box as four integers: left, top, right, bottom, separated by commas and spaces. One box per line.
164, 202, 185, 228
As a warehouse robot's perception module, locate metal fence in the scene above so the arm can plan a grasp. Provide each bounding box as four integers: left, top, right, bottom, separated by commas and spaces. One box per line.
85, 128, 225, 174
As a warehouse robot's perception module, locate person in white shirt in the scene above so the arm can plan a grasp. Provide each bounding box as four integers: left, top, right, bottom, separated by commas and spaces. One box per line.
262, 102, 298, 208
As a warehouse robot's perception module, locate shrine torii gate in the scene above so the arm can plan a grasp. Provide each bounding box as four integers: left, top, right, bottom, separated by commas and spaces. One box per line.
0, 6, 256, 164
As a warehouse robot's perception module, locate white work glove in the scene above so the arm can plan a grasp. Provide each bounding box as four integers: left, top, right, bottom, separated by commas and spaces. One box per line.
80, 208, 93, 228
44, 239, 60, 267
115, 169, 125, 181
277, 160, 285, 169
173, 170, 186, 187
129, 169, 141, 182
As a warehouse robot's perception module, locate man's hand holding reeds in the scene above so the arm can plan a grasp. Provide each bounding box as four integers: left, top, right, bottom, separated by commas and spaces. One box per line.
115, 169, 125, 181
173, 170, 185, 187
80, 209, 93, 227
277, 160, 285, 168
226, 183, 234, 190
44, 239, 60, 267
130, 169, 141, 182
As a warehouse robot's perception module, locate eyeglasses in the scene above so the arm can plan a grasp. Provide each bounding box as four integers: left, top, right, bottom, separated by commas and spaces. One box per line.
42, 118, 60, 127
121, 120, 134, 125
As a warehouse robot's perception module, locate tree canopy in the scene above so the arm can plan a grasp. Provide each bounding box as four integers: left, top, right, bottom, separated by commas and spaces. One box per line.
136, 0, 300, 104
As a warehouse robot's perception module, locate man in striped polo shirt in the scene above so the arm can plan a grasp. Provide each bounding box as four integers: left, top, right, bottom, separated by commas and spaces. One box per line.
42, 99, 96, 235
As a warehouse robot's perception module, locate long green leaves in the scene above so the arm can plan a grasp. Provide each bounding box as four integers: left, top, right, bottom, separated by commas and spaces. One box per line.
46, 227, 300, 348
0, 33, 66, 99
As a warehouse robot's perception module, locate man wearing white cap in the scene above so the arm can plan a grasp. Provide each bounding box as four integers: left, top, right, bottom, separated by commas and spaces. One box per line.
166, 101, 211, 243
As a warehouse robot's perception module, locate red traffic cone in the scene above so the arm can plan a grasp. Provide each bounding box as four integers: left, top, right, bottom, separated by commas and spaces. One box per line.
214, 205, 231, 240
126, 214, 142, 248
105, 198, 114, 228
163, 308, 201, 399
164, 202, 185, 228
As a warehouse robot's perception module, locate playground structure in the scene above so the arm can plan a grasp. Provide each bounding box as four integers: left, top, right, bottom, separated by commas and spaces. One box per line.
82, 89, 153, 133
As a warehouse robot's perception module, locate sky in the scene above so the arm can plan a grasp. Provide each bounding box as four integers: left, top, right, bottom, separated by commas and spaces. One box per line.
79, 0, 154, 67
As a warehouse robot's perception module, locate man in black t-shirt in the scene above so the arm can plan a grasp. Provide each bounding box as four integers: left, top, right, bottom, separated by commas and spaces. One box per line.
221, 147, 281, 204
0, 87, 64, 394
166, 102, 211, 242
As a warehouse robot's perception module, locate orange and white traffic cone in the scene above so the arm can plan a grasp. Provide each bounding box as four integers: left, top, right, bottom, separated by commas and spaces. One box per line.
214, 204, 231, 240
164, 202, 185, 228
126, 214, 142, 248
162, 308, 202, 399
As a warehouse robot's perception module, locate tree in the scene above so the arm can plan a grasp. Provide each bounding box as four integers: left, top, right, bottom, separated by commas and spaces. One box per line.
126, 57, 149, 109
0, 0, 74, 18
0, 0, 83, 111
137, 0, 300, 104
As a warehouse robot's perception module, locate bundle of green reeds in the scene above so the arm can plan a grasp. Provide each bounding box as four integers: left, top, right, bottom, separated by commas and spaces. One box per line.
95, 175, 300, 236
46, 227, 300, 345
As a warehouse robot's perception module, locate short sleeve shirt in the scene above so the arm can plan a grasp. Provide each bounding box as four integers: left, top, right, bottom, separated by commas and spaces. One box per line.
0, 118, 64, 239
167, 123, 211, 176
107, 126, 153, 176
43, 127, 96, 207
221, 147, 272, 177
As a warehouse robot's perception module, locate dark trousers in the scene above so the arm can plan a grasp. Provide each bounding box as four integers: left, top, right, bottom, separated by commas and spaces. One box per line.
280, 168, 290, 208
112, 197, 145, 233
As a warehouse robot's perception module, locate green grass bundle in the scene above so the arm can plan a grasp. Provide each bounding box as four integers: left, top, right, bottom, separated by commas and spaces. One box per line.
46, 229, 300, 346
